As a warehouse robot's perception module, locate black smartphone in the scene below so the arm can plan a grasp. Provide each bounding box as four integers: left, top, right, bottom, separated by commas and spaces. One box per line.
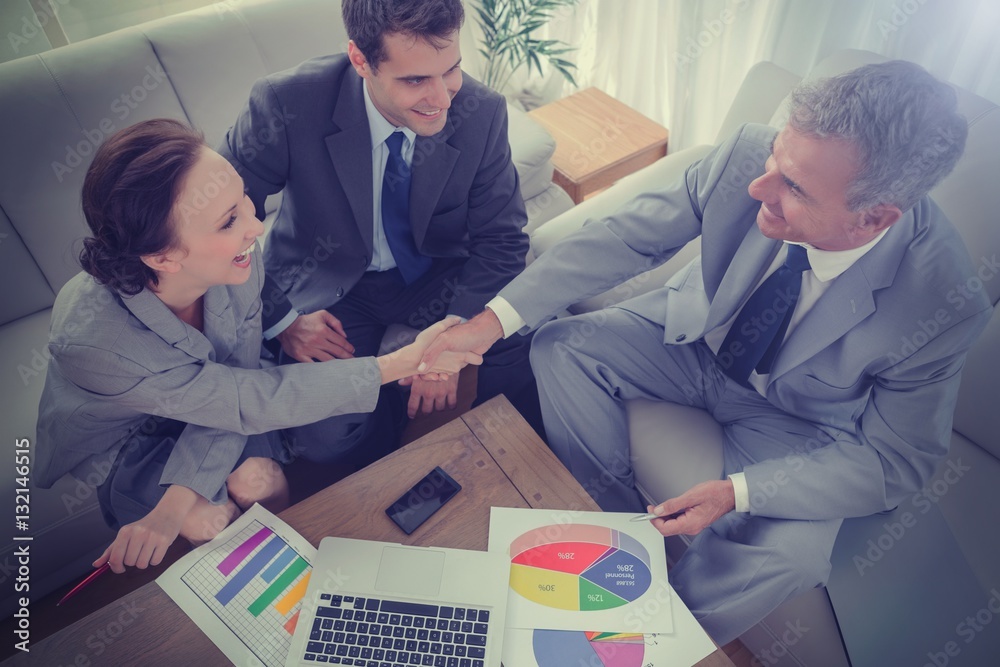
385, 466, 462, 535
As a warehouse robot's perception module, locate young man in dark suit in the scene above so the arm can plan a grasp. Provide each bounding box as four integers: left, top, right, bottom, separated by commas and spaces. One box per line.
220, 0, 541, 462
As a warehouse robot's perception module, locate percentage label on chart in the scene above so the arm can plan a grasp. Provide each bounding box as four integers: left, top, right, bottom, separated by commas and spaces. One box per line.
557, 552, 575, 560
587, 593, 604, 602
538, 584, 556, 592
617, 564, 634, 572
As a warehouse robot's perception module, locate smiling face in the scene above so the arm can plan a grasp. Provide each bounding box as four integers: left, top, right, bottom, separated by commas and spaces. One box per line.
150, 147, 264, 291
348, 30, 462, 136
747, 126, 900, 251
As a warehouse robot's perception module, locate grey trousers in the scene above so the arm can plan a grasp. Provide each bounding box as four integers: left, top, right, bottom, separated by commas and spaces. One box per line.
529, 305, 842, 645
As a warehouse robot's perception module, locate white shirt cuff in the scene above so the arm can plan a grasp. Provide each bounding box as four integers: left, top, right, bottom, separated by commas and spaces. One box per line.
262, 309, 299, 340
486, 296, 525, 339
729, 472, 750, 513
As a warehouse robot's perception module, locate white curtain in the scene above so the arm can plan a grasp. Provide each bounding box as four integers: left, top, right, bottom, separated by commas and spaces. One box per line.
464, 0, 1000, 152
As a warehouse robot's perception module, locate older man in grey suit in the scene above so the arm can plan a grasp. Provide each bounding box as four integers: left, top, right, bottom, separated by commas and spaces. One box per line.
419, 61, 993, 644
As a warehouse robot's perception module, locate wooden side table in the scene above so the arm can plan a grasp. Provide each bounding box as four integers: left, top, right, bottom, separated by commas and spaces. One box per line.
529, 87, 669, 204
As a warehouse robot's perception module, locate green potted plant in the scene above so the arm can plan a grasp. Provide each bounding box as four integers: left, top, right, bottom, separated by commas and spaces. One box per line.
473, 0, 580, 95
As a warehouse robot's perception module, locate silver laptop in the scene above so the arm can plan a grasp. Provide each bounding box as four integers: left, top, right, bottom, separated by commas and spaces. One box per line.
286, 536, 510, 667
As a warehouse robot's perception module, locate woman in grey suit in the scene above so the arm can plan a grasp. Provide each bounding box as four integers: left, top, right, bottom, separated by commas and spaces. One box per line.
35, 119, 476, 575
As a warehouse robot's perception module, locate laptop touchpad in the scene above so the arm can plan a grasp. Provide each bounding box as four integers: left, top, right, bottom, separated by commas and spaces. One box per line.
375, 547, 445, 597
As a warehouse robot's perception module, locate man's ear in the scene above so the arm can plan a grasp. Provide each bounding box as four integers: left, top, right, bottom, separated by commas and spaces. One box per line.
860, 203, 902, 237
347, 40, 371, 79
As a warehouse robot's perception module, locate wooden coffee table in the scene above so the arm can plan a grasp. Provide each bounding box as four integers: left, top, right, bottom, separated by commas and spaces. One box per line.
5, 396, 732, 666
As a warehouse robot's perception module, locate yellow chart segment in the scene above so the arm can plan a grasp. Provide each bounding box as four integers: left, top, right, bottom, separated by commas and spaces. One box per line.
510, 564, 580, 610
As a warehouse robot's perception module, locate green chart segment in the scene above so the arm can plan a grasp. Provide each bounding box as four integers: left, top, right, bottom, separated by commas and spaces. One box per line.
509, 525, 653, 611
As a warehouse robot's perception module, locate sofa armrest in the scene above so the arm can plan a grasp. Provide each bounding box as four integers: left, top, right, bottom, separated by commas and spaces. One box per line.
715, 60, 801, 144
528, 144, 713, 314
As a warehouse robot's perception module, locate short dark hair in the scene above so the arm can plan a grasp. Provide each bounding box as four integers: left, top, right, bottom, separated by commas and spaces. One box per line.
80, 118, 206, 296
787, 60, 967, 212
342, 0, 464, 71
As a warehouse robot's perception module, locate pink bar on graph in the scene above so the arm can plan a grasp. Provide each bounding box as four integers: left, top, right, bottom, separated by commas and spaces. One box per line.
218, 526, 273, 576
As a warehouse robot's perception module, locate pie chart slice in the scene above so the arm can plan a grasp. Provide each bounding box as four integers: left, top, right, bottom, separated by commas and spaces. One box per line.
509, 525, 653, 611
532, 629, 644, 667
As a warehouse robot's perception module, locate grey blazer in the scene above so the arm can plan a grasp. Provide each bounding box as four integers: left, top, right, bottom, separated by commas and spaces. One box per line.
35, 248, 382, 501
501, 123, 992, 521
218, 54, 529, 326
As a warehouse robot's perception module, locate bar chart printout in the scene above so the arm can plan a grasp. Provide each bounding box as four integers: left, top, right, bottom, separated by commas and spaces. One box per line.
157, 504, 317, 667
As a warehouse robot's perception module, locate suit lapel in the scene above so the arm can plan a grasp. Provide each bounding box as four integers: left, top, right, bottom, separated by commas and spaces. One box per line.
325, 71, 374, 254
202, 285, 235, 362
410, 120, 459, 248
121, 289, 213, 360
767, 222, 909, 383
703, 224, 781, 332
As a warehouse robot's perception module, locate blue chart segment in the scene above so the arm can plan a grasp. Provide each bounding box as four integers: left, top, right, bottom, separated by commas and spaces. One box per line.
180, 520, 312, 666
532, 630, 645, 666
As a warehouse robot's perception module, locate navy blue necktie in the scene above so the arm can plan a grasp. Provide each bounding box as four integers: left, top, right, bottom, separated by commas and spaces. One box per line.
719, 244, 811, 384
382, 132, 431, 284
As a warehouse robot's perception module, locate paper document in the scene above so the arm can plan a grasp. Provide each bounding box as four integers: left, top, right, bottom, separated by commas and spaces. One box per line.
157, 504, 316, 667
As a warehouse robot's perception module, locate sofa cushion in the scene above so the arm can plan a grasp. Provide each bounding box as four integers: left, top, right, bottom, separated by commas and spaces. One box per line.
0, 211, 54, 326
0, 32, 187, 294
508, 104, 557, 202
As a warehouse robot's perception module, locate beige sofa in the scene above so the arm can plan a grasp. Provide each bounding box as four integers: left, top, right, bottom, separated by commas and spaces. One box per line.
529, 50, 1000, 667
0, 0, 571, 617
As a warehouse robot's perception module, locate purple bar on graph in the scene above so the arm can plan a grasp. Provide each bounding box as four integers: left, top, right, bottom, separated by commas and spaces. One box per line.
218, 526, 273, 576
215, 536, 286, 606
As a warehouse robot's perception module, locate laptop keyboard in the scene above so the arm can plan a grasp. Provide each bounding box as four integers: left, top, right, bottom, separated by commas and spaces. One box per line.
301, 593, 491, 666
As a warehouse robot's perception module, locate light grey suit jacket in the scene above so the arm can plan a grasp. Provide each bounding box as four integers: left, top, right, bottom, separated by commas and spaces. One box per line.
501, 123, 992, 521
35, 248, 382, 501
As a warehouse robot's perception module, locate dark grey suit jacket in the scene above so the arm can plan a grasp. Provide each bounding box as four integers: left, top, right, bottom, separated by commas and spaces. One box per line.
218, 55, 529, 326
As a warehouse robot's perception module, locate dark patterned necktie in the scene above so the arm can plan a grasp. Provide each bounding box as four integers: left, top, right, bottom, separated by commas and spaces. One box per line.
720, 244, 811, 383
382, 131, 431, 284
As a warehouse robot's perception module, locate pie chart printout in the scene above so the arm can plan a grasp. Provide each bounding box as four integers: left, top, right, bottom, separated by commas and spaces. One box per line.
532, 630, 645, 667
509, 524, 653, 611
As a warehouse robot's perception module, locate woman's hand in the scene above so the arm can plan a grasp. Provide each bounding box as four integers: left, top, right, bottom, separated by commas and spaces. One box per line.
93, 485, 197, 573
378, 318, 483, 384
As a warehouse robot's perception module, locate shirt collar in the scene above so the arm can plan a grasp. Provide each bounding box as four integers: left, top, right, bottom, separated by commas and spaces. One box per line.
791, 227, 890, 282
362, 80, 416, 151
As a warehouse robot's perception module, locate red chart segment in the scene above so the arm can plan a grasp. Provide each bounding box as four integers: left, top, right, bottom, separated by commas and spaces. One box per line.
511, 541, 614, 575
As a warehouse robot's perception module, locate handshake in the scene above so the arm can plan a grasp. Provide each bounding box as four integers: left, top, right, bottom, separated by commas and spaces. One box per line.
378, 317, 487, 385
277, 309, 507, 416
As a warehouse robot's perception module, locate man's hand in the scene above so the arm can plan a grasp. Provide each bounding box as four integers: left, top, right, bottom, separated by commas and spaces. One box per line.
400, 373, 460, 417
276, 310, 354, 362
417, 309, 504, 374
93, 485, 197, 573
647, 479, 737, 538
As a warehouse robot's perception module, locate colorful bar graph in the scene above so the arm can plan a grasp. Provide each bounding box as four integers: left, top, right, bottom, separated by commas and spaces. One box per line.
275, 571, 311, 616
215, 536, 286, 605
261, 546, 297, 583
249, 556, 309, 617
284, 610, 301, 635
218, 526, 273, 576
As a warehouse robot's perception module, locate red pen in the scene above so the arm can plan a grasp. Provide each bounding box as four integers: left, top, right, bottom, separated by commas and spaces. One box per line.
56, 562, 111, 606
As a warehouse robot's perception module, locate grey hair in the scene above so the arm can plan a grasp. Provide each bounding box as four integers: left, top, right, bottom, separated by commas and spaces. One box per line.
787, 60, 967, 212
